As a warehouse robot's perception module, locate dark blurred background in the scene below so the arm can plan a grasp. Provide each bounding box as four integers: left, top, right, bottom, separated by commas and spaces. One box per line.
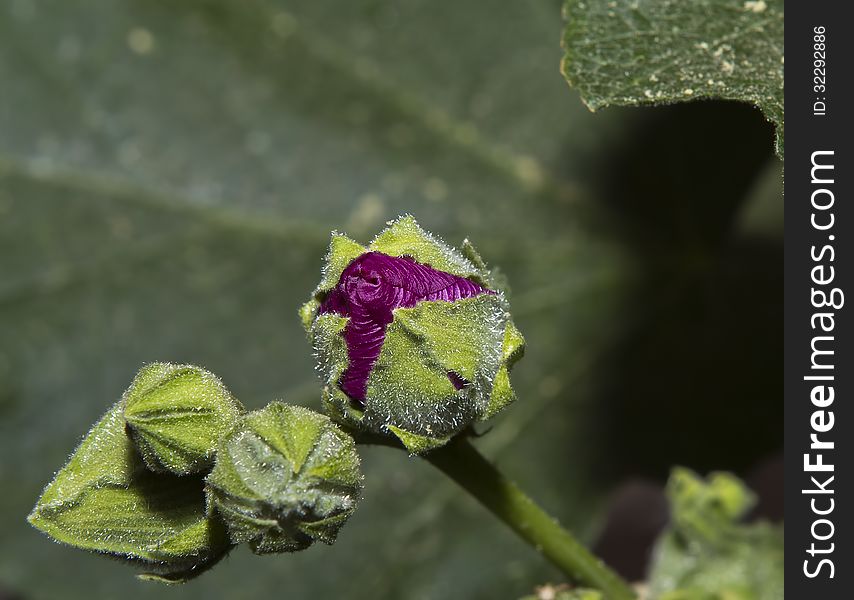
0, 1, 781, 598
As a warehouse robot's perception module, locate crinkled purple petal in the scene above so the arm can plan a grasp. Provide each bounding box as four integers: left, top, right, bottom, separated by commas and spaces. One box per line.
319, 252, 493, 404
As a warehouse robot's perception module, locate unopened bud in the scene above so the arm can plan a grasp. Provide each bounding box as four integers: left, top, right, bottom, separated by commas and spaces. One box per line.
28, 402, 232, 583
205, 401, 362, 554
123, 363, 244, 475
301, 215, 525, 453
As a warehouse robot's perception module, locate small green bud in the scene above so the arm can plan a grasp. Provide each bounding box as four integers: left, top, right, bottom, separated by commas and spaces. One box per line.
124, 363, 244, 475
28, 402, 232, 583
205, 401, 363, 554
301, 215, 525, 454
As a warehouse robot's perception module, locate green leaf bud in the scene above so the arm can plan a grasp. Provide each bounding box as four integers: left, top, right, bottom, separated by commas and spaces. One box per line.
28, 402, 232, 583
300, 215, 525, 453
205, 401, 363, 554
123, 363, 244, 475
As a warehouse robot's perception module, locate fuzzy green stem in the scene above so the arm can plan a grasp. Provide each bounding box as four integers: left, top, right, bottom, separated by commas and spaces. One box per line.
424, 437, 636, 600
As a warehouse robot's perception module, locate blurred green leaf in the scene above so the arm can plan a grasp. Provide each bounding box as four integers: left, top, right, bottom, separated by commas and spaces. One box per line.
0, 1, 630, 598
647, 469, 783, 600
0, 0, 783, 597
561, 0, 784, 157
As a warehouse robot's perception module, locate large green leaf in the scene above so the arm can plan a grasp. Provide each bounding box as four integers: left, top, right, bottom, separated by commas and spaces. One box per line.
0, 1, 781, 598
561, 0, 784, 158
0, 1, 627, 598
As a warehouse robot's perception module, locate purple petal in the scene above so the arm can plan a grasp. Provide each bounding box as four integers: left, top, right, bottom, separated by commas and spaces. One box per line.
318, 252, 493, 404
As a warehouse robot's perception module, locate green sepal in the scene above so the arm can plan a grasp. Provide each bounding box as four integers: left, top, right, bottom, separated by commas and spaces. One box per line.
123, 363, 244, 475
460, 238, 488, 271
309, 313, 349, 386
301, 232, 367, 333
484, 364, 515, 420
365, 295, 504, 436
206, 401, 362, 555
647, 469, 783, 600
299, 299, 320, 331
483, 321, 526, 419
387, 425, 451, 455
369, 215, 486, 284
315, 232, 367, 296
322, 383, 367, 426
28, 402, 232, 582
392, 295, 505, 389
460, 238, 500, 290
323, 294, 508, 449
502, 320, 526, 368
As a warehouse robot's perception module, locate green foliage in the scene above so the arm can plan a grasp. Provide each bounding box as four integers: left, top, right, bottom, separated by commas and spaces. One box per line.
486, 321, 526, 419
303, 217, 525, 453
370, 215, 490, 284
520, 586, 603, 600
1, 3, 619, 595
646, 469, 783, 600
124, 363, 244, 475
561, 0, 784, 157
1, 0, 780, 598
30, 365, 363, 583
206, 401, 362, 554
28, 403, 232, 583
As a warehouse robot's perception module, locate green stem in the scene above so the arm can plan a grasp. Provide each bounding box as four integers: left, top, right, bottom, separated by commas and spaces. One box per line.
424, 436, 636, 600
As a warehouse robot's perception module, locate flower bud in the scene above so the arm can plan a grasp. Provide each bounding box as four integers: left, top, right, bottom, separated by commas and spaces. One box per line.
123, 363, 244, 475
301, 215, 525, 454
205, 401, 362, 554
28, 402, 232, 583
